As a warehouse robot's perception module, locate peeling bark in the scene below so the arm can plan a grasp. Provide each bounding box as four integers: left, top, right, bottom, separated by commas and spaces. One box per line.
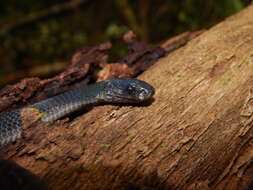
0, 42, 112, 112
0, 35, 166, 112
1, 5, 253, 190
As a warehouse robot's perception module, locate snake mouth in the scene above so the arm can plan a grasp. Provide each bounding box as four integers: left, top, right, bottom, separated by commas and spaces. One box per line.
104, 86, 154, 103
107, 95, 139, 103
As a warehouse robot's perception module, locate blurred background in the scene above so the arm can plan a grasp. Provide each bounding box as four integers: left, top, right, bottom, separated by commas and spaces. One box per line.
0, 0, 251, 87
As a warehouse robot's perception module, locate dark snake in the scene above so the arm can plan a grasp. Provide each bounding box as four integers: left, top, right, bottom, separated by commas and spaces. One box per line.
0, 78, 155, 146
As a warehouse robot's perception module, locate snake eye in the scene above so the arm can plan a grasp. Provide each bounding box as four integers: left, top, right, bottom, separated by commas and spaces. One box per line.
127, 86, 135, 94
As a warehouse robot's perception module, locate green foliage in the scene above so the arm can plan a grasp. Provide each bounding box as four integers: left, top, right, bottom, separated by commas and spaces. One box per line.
105, 23, 129, 39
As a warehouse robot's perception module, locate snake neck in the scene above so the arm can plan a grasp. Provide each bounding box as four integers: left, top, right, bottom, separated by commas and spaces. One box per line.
28, 84, 102, 122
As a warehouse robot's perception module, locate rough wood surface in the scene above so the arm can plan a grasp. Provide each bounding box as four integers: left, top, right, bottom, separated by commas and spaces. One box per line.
1, 5, 253, 190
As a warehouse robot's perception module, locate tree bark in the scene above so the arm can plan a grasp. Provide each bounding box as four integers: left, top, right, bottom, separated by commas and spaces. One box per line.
1, 4, 253, 190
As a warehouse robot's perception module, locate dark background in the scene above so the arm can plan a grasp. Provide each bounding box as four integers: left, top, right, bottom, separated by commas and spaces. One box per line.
0, 0, 251, 87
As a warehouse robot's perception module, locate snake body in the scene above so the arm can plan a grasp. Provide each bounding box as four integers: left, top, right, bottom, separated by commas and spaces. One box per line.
0, 78, 155, 146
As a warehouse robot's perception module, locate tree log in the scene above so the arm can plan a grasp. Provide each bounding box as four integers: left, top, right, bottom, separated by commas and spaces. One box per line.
1, 4, 253, 190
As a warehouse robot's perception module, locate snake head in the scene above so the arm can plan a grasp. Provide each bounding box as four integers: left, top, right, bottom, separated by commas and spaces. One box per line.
100, 78, 155, 103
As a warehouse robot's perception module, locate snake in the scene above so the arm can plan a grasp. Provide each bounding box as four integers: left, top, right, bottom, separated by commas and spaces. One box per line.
0, 78, 155, 146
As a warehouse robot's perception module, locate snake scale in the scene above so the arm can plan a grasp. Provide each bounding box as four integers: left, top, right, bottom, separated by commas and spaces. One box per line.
0, 78, 155, 146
